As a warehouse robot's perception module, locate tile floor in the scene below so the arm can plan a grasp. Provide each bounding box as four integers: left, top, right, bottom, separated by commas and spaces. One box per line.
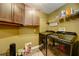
31, 48, 44, 56
32, 51, 44, 56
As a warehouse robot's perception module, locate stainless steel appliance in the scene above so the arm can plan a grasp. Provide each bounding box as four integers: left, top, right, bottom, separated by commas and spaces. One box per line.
39, 31, 78, 56
47, 31, 77, 56
39, 31, 55, 56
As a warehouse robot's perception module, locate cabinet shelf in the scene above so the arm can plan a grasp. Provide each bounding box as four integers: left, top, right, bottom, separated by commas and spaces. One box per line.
59, 12, 79, 23
48, 11, 79, 25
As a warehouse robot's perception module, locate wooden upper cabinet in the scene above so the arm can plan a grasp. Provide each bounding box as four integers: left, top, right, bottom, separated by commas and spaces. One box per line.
24, 6, 33, 26
0, 3, 25, 26
21, 4, 25, 24
13, 3, 23, 24
0, 3, 39, 26
0, 3, 12, 22
24, 6, 39, 26
33, 15, 39, 26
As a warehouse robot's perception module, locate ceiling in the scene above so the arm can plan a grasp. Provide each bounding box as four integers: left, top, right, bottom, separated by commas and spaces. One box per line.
26, 3, 65, 14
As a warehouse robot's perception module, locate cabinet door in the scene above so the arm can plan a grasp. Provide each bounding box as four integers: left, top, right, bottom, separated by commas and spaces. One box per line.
25, 17, 33, 25
24, 5, 39, 26
13, 3, 25, 24
24, 6, 33, 26
21, 4, 25, 24
0, 3, 12, 22
33, 15, 39, 26
13, 3, 23, 24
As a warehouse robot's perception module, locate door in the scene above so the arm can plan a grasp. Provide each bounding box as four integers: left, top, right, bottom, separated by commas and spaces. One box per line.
0, 3, 12, 22
24, 6, 33, 26
24, 6, 39, 26
21, 4, 25, 24
13, 3, 23, 24
33, 15, 39, 26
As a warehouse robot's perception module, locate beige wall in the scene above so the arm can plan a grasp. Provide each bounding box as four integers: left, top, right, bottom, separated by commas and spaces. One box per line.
0, 24, 39, 54
48, 3, 79, 40
39, 12, 48, 32
0, 25, 19, 53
